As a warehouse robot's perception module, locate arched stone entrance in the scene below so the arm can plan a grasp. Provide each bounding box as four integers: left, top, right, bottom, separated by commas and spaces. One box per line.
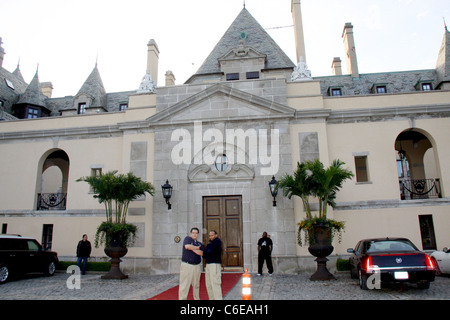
36, 149, 70, 210
394, 129, 442, 200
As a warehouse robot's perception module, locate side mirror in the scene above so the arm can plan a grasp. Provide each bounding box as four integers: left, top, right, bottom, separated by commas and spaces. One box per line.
347, 248, 355, 254
444, 247, 449, 253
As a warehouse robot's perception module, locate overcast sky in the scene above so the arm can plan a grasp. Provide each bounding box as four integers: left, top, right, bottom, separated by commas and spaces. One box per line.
0, 0, 449, 97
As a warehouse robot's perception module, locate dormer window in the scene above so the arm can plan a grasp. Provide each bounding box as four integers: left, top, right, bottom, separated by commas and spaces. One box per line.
371, 84, 388, 94
415, 80, 433, 91
12, 104, 50, 119
5, 78, 15, 90
119, 103, 128, 111
376, 86, 387, 94
78, 103, 86, 114
331, 88, 342, 96
328, 87, 343, 96
27, 107, 40, 119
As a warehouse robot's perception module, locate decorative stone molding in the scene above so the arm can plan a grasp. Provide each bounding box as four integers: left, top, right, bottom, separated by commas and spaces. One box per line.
233, 39, 250, 57
291, 56, 312, 81
137, 70, 156, 94
188, 163, 255, 182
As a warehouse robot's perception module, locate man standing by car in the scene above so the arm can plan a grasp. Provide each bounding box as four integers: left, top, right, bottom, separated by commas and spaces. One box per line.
257, 232, 273, 276
76, 234, 91, 275
179, 227, 203, 300
204, 230, 223, 300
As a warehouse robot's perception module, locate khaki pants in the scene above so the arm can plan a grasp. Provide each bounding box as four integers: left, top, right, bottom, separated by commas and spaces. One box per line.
178, 262, 201, 300
205, 263, 222, 300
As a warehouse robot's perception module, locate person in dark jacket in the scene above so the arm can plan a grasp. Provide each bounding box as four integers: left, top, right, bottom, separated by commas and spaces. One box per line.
76, 234, 92, 275
257, 232, 273, 276
204, 230, 223, 300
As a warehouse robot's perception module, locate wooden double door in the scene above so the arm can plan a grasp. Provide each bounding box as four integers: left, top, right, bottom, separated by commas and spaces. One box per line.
203, 195, 243, 270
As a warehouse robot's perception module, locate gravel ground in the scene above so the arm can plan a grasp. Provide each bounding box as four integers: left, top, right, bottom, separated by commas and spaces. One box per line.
1, 271, 449, 300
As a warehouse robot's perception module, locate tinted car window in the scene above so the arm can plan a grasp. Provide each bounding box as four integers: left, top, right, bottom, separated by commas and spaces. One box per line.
0, 239, 27, 250
365, 240, 417, 253
355, 241, 362, 252
27, 240, 40, 251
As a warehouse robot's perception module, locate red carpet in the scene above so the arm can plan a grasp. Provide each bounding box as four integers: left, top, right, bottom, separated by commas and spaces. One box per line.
149, 273, 242, 300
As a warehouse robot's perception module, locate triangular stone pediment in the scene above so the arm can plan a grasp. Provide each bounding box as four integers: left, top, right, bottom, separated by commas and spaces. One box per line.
147, 83, 294, 124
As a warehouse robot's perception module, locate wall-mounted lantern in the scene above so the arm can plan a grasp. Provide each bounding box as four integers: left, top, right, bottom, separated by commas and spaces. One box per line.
161, 180, 173, 210
268, 176, 278, 207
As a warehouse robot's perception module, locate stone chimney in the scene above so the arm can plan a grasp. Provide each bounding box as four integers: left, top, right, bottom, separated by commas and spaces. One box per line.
331, 57, 342, 76
41, 82, 53, 98
291, 0, 307, 64
342, 23, 359, 78
147, 39, 160, 85
0, 37, 5, 68
165, 70, 176, 86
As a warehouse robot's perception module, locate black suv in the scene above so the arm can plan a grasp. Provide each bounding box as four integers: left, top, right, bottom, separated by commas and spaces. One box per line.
0, 235, 59, 284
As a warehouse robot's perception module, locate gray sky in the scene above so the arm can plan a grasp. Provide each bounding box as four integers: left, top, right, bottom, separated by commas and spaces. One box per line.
0, 0, 449, 97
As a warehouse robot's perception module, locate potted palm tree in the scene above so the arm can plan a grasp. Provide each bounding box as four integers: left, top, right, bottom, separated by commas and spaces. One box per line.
278, 159, 353, 280
77, 171, 154, 279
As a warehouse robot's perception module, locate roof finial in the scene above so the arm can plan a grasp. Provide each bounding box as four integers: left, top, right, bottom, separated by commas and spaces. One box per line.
243, 0, 245, 8
444, 17, 448, 32
95, 53, 98, 68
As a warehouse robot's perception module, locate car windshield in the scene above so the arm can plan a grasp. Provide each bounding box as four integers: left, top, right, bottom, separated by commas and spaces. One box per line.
365, 240, 417, 253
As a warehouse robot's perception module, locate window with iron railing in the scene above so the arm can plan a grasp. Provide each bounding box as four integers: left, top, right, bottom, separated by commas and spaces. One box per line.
37, 193, 67, 210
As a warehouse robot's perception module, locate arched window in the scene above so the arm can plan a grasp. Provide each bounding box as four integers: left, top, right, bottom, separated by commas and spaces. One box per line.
37, 149, 70, 210
395, 130, 441, 200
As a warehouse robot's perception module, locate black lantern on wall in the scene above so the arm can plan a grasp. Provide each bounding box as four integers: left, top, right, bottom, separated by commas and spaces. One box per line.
161, 180, 173, 210
268, 176, 278, 207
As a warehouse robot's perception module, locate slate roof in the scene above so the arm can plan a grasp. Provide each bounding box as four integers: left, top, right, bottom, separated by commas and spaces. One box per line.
76, 64, 107, 107
317, 28, 449, 95
12, 65, 25, 83
0, 65, 28, 112
46, 91, 135, 113
17, 71, 47, 107
1, 15, 450, 120
436, 27, 450, 86
191, 8, 295, 79
317, 69, 438, 96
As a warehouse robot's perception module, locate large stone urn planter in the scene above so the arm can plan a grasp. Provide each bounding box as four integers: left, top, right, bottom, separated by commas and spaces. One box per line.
101, 238, 128, 280
308, 224, 336, 281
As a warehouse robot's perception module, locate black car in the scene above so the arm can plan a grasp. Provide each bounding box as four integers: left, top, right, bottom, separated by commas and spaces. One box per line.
348, 237, 435, 290
0, 235, 59, 284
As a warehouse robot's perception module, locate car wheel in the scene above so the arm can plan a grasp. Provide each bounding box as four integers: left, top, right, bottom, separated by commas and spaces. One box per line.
44, 260, 56, 276
359, 270, 368, 290
0, 264, 10, 284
